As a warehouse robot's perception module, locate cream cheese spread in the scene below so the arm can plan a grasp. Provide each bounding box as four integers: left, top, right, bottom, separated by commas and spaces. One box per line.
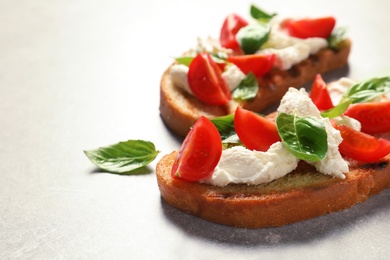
186, 36, 232, 58
327, 77, 356, 105
334, 116, 361, 132
204, 143, 299, 186
203, 87, 349, 187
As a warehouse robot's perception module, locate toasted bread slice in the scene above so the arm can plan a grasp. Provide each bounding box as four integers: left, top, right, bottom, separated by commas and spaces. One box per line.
160, 39, 351, 137
156, 148, 390, 228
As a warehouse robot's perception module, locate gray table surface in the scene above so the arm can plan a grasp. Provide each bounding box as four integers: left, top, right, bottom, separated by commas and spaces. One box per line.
1, 0, 390, 259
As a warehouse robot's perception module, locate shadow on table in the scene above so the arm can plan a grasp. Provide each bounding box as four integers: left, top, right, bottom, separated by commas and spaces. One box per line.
161, 188, 390, 248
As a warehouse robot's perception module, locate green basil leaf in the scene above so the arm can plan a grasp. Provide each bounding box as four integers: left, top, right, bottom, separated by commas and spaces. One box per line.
232, 72, 259, 101
320, 99, 352, 118
276, 113, 328, 162
84, 140, 159, 174
211, 114, 236, 140
327, 27, 348, 50
341, 77, 390, 104
236, 23, 271, 54
175, 55, 226, 67
250, 4, 277, 22
175, 56, 193, 66
211, 114, 242, 148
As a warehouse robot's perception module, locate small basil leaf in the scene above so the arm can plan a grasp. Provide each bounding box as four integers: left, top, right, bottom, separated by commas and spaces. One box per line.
236, 23, 271, 54
250, 4, 277, 22
175, 55, 226, 67
341, 77, 390, 104
175, 56, 193, 66
327, 27, 348, 51
211, 114, 236, 140
320, 99, 352, 118
84, 140, 159, 174
232, 72, 259, 101
276, 113, 328, 162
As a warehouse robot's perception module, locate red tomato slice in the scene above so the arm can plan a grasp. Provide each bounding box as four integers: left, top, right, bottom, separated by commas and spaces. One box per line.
309, 74, 334, 110
334, 123, 390, 163
234, 107, 281, 151
171, 116, 222, 181
343, 101, 390, 134
219, 13, 248, 50
188, 53, 231, 105
283, 17, 336, 39
226, 54, 276, 77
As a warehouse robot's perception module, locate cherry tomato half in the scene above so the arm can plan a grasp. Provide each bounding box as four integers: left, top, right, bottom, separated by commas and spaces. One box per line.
282, 17, 336, 39
309, 74, 334, 111
227, 53, 276, 77
171, 116, 222, 181
343, 101, 390, 135
188, 53, 232, 105
334, 123, 390, 163
219, 13, 248, 50
234, 107, 281, 151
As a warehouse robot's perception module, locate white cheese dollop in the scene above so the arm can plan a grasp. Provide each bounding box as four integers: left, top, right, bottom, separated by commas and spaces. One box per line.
257, 43, 310, 71
257, 16, 328, 70
204, 143, 299, 186
221, 64, 246, 91
170, 64, 191, 94
277, 88, 348, 179
327, 77, 357, 105
334, 116, 362, 132
186, 36, 232, 58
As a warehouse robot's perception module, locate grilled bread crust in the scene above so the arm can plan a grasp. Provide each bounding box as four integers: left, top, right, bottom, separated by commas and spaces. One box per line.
156, 149, 390, 228
159, 39, 351, 137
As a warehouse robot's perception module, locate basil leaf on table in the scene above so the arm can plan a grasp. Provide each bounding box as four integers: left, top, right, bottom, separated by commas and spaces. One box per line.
250, 4, 277, 22
84, 140, 159, 174
236, 22, 271, 54
276, 113, 328, 162
232, 72, 258, 101
341, 77, 390, 104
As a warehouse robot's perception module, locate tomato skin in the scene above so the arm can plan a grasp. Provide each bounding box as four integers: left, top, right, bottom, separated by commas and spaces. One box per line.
334, 123, 390, 163
309, 74, 334, 111
283, 17, 336, 39
171, 116, 222, 181
343, 101, 390, 135
234, 107, 281, 151
188, 53, 231, 105
220, 13, 248, 50
226, 53, 276, 77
